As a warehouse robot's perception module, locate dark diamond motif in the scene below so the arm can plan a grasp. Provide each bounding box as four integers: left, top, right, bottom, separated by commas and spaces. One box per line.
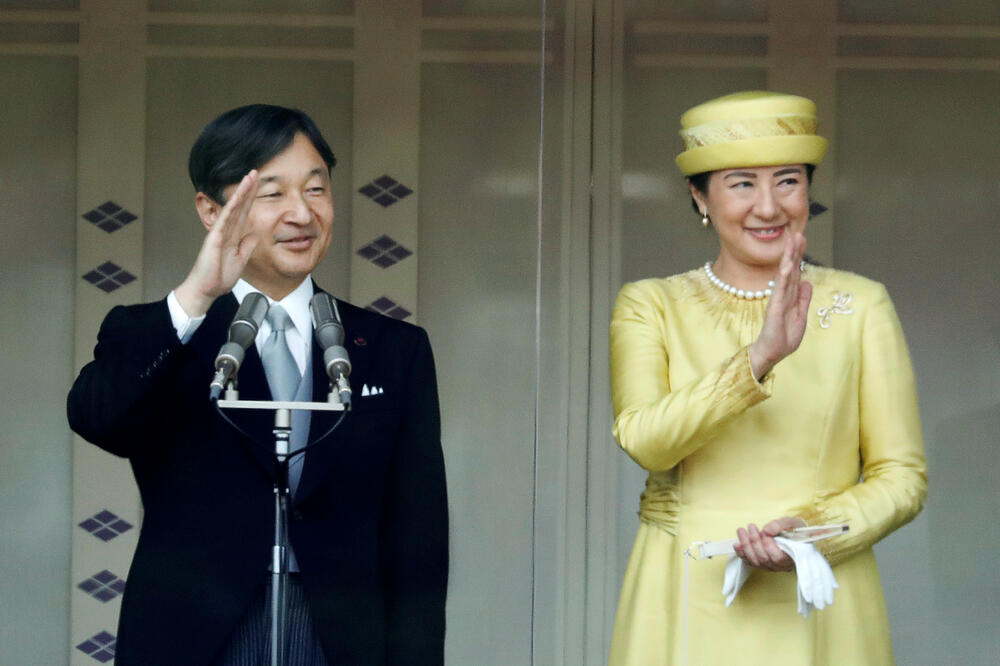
76, 630, 116, 663
388, 305, 412, 319
357, 174, 413, 208
82, 201, 137, 233
78, 569, 126, 604
79, 509, 133, 542
366, 296, 412, 321
355, 235, 413, 269
809, 201, 828, 219
82, 262, 137, 294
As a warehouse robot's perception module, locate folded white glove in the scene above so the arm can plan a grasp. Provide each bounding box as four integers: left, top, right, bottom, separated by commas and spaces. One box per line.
721, 536, 838, 618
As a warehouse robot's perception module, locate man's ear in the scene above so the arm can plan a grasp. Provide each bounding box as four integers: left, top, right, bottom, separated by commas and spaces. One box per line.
194, 192, 221, 231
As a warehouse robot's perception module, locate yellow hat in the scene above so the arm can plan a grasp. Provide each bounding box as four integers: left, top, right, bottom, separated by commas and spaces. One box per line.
675, 91, 828, 176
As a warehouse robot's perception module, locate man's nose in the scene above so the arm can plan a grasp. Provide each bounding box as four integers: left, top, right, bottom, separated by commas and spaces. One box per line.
284, 192, 311, 224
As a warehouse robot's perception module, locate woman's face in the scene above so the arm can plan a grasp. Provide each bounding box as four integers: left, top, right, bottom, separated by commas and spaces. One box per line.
690, 164, 810, 272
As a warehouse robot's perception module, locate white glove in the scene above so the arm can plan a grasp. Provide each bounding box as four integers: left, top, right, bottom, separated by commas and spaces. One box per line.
721, 537, 838, 617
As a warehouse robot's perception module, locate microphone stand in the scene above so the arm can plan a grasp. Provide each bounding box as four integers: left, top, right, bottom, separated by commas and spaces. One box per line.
217, 387, 346, 666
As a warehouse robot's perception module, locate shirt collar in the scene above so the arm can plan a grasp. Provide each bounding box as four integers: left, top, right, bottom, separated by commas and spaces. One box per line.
232, 276, 315, 339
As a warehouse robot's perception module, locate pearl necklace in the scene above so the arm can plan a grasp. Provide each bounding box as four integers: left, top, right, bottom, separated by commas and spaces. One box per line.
703, 262, 776, 300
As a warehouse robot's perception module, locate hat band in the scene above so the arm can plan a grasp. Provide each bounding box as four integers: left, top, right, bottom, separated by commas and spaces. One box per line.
680, 115, 818, 151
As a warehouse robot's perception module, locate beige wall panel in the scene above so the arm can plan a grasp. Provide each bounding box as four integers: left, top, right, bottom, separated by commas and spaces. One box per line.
419, 61, 540, 665
144, 57, 354, 301
835, 69, 1000, 665
350, 0, 419, 316
0, 54, 76, 665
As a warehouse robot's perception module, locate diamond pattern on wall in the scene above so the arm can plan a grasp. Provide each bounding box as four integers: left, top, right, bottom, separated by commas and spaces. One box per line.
82, 262, 137, 293
78, 570, 126, 603
78, 509, 133, 542
356, 235, 413, 268
76, 631, 116, 663
82, 201, 138, 233
358, 174, 413, 207
809, 201, 828, 219
366, 296, 412, 321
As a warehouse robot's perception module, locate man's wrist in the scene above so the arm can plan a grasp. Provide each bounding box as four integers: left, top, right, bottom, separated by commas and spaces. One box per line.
173, 281, 215, 319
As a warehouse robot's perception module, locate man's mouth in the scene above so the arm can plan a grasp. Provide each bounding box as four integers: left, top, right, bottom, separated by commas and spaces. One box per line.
278, 235, 315, 250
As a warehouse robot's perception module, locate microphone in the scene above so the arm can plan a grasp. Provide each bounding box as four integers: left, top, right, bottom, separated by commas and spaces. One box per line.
310, 293, 352, 405
209, 292, 269, 400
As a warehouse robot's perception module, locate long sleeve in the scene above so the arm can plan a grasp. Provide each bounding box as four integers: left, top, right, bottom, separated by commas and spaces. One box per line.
610, 280, 772, 472
383, 327, 448, 664
67, 301, 188, 457
797, 285, 927, 565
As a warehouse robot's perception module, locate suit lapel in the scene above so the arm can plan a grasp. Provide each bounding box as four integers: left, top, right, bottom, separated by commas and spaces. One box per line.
190, 293, 279, 479
294, 294, 373, 506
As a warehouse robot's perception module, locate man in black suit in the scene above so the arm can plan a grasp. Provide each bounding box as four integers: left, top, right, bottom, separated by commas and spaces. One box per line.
68, 105, 448, 665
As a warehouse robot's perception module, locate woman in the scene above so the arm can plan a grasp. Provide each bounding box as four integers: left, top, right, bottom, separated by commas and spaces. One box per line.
608, 91, 926, 665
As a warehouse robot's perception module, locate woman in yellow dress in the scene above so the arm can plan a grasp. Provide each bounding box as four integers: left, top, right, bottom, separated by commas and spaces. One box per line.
608, 91, 927, 665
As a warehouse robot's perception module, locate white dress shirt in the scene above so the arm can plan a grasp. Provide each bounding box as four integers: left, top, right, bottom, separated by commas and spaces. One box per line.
167, 277, 315, 370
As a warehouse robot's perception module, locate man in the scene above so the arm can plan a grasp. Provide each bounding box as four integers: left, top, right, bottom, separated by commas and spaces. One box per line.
68, 105, 448, 665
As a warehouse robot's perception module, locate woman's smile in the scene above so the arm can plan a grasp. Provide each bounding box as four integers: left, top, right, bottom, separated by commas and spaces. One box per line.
745, 223, 788, 242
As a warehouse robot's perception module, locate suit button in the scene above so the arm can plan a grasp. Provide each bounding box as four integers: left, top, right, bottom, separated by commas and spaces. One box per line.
293, 511, 304, 521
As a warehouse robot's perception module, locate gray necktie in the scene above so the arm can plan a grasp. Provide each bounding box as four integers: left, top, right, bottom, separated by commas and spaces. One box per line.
261, 304, 301, 401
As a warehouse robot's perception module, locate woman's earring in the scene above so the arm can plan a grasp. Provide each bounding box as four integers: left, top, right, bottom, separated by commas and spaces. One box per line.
701, 212, 710, 228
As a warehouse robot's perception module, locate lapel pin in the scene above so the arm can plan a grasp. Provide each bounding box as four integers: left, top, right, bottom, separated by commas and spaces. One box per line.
354, 336, 367, 346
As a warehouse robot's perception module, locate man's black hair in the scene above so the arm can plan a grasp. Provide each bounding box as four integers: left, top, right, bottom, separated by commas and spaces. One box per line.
188, 104, 337, 204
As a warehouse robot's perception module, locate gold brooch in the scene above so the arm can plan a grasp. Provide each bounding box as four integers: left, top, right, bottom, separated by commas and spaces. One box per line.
817, 291, 854, 329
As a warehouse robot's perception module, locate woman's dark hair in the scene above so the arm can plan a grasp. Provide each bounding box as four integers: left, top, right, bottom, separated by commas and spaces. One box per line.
687, 164, 816, 215
189, 104, 337, 204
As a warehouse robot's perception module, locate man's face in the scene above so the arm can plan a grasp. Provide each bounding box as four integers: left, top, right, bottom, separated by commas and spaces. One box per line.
227, 132, 334, 297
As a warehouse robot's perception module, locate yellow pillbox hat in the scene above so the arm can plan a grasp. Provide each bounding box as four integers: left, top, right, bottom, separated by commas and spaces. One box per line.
675, 91, 828, 176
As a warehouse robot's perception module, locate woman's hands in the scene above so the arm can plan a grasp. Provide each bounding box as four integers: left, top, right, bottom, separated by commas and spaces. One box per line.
174, 171, 260, 318
748, 232, 812, 380
733, 516, 806, 572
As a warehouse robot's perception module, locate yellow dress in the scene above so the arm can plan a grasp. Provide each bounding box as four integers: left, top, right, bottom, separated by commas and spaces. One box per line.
608, 266, 926, 665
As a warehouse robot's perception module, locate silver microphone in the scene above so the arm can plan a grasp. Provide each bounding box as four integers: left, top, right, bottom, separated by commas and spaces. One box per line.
310, 293, 352, 405
209, 292, 269, 400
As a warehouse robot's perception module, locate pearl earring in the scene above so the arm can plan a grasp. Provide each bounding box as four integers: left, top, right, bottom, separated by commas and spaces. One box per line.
701, 212, 710, 228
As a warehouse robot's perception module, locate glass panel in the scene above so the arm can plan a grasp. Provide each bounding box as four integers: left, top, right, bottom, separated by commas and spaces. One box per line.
838, 0, 1000, 25
0, 54, 77, 665
0, 0, 78, 8
624, 0, 767, 22
147, 24, 353, 48
836, 68, 1000, 666
423, 0, 540, 18
148, 0, 353, 14
422, 28, 540, 51
419, 59, 541, 664
630, 32, 768, 57
144, 58, 354, 300
0, 22, 78, 44
838, 35, 1000, 58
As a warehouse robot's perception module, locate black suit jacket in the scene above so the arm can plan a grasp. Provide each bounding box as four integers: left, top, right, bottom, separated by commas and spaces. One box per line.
68, 289, 448, 665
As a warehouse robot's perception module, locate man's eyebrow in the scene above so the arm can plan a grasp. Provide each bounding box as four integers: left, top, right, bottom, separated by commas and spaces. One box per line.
258, 167, 326, 183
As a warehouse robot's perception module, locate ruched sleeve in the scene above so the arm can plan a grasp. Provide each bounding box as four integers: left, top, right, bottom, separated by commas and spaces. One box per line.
610, 280, 772, 472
